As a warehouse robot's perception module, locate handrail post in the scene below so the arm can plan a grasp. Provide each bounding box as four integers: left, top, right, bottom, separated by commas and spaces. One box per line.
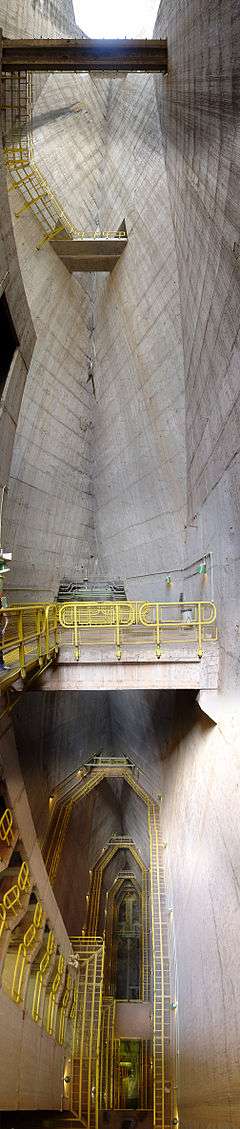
18, 609, 26, 679
36, 608, 43, 667
74, 605, 80, 660
197, 602, 203, 658
156, 603, 161, 659
115, 603, 121, 660
54, 604, 59, 654
45, 606, 50, 659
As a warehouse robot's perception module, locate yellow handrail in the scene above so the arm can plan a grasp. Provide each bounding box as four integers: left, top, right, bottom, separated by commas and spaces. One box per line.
59, 598, 217, 660
2, 71, 127, 249
0, 603, 59, 690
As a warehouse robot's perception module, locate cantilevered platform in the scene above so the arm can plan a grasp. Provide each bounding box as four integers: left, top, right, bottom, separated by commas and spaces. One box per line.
2, 37, 168, 74
52, 230, 128, 273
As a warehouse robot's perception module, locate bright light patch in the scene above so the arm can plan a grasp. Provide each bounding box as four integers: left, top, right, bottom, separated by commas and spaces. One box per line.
73, 0, 158, 38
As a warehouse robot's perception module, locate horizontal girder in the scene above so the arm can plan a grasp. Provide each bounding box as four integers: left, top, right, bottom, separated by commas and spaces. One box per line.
1, 36, 168, 73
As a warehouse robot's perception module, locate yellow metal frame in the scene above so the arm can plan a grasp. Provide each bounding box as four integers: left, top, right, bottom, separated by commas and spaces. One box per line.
46, 951, 65, 1036
0, 603, 59, 699
32, 928, 56, 1023
58, 970, 73, 1045
0, 599, 217, 715
11, 900, 44, 1005
59, 598, 217, 661
44, 801, 73, 884
0, 860, 31, 938
39, 755, 177, 1126
103, 871, 147, 1003
0, 792, 77, 1061
2, 71, 127, 250
70, 937, 105, 1129
0, 807, 14, 847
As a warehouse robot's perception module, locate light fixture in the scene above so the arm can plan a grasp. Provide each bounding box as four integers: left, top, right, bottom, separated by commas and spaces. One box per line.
197, 558, 207, 576
165, 575, 172, 587
0, 555, 11, 574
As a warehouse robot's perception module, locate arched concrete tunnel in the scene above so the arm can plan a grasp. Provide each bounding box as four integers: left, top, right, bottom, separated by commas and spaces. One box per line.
0, 0, 239, 1126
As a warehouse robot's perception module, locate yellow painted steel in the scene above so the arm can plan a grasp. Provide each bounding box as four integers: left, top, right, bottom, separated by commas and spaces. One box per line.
104, 872, 145, 1001
100, 996, 116, 1110
148, 806, 157, 1127
110, 999, 116, 1108
46, 952, 65, 1036
88, 953, 97, 1127
32, 929, 56, 1022
59, 598, 217, 660
0, 781, 76, 1062
45, 801, 73, 883
0, 603, 59, 702
2, 71, 127, 249
87, 838, 146, 939
0, 860, 30, 936
70, 937, 104, 1129
0, 807, 14, 847
0, 599, 217, 715
79, 958, 89, 1122
153, 806, 165, 1129
39, 754, 173, 1126
11, 900, 44, 1004
95, 941, 105, 1129
58, 971, 73, 1044
0, 748, 175, 1125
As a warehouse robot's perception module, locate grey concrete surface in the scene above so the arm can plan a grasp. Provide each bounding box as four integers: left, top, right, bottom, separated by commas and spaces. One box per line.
0, 714, 73, 1109
162, 696, 240, 1129
12, 688, 240, 1126
0, 0, 239, 691
154, 0, 240, 689
0, 41, 36, 501
39, 643, 219, 689
0, 0, 240, 1122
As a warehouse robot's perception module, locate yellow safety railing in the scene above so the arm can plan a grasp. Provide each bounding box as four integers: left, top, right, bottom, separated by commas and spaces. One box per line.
0, 600, 217, 704
58, 971, 73, 1045
11, 899, 44, 1004
32, 928, 56, 1023
1, 71, 127, 250
0, 603, 59, 689
70, 936, 105, 1129
0, 796, 78, 1059
59, 599, 217, 660
46, 951, 65, 1036
0, 807, 14, 848
0, 860, 31, 938
43, 800, 73, 884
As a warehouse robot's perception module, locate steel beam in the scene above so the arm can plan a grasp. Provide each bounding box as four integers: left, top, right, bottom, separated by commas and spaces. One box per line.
2, 36, 168, 74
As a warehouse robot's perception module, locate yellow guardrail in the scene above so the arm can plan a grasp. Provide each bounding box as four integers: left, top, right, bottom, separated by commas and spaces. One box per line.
2, 71, 127, 250
0, 601, 217, 701
0, 807, 14, 847
0, 603, 59, 688
0, 860, 31, 937
59, 598, 217, 660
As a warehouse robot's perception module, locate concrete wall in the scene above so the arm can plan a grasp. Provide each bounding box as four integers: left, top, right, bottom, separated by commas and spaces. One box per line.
0, 46, 36, 507
154, 0, 240, 688
2, 0, 239, 692
0, 0, 98, 602
0, 991, 64, 1110
3, 202, 95, 601
13, 690, 112, 839
12, 686, 240, 1127
33, 71, 110, 232
0, 714, 72, 1109
94, 71, 186, 591
162, 696, 240, 1129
